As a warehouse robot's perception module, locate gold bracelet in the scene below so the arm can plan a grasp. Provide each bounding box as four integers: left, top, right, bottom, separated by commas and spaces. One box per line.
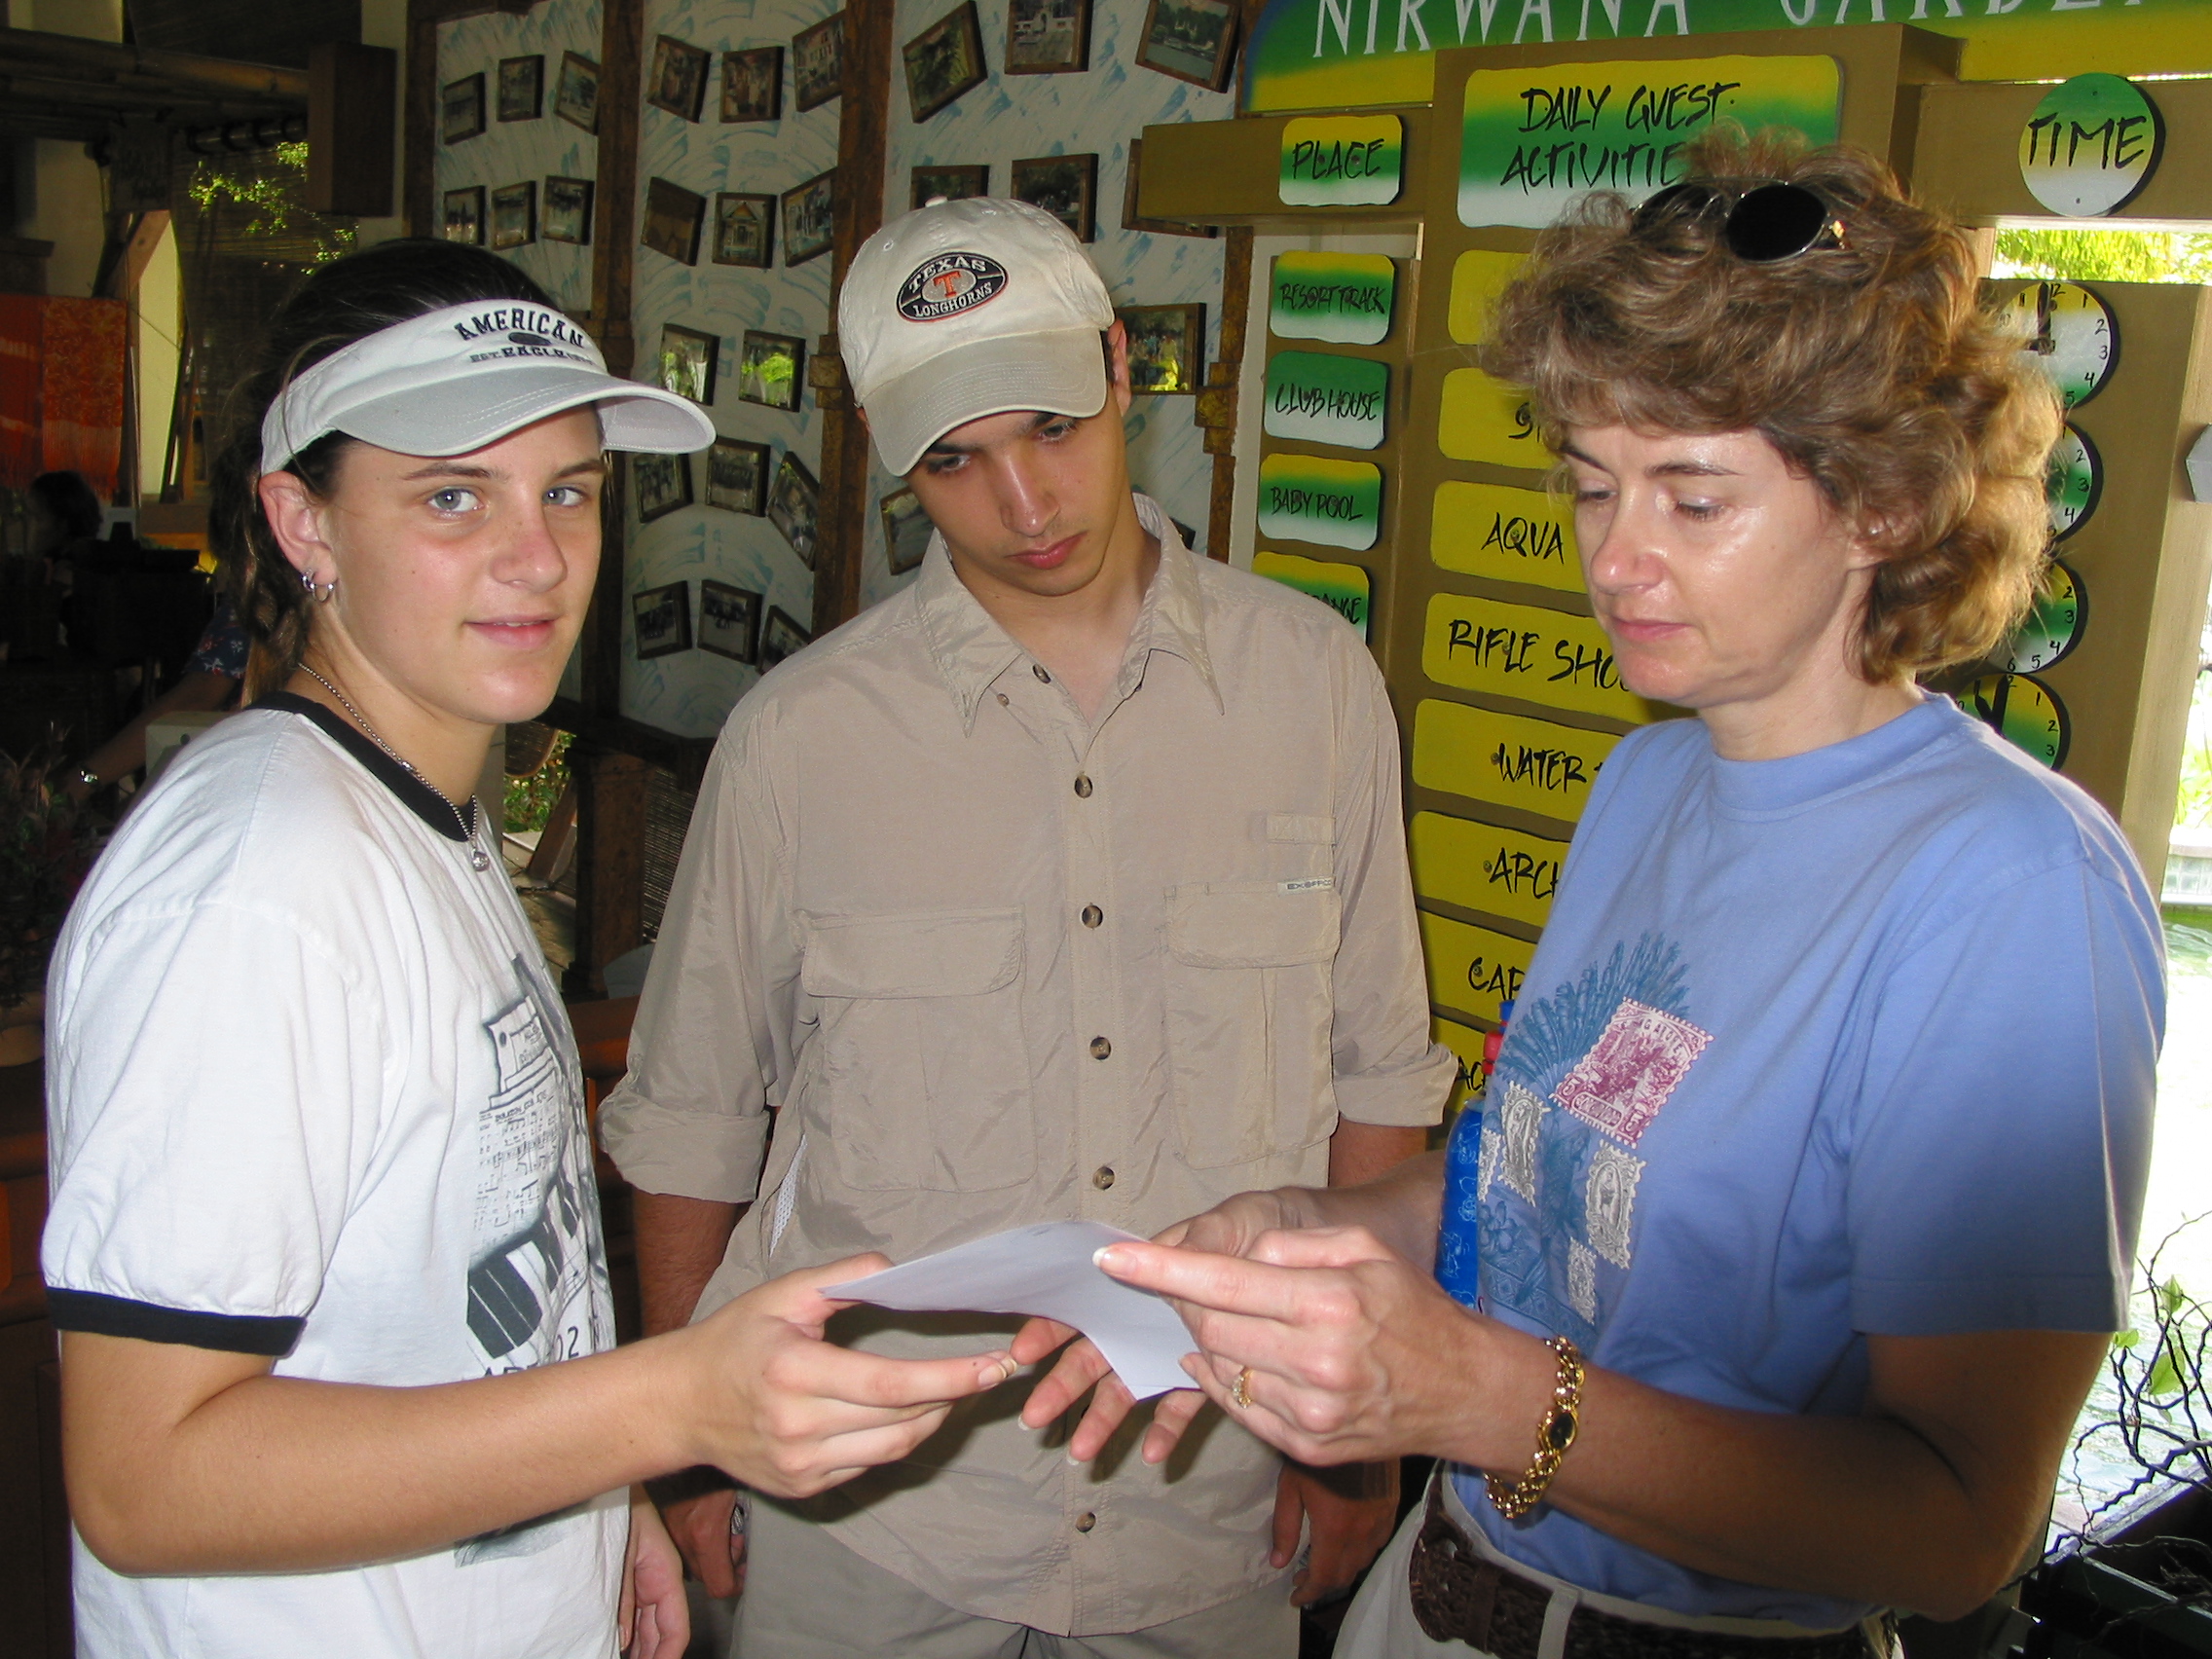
1484, 1335, 1584, 1520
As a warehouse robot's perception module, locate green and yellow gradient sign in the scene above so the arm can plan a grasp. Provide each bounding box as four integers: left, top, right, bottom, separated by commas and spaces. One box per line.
1439, 368, 1545, 469
1411, 809, 1571, 929
1257, 452, 1383, 551
1412, 697, 1626, 821
1265, 350, 1390, 449
1280, 114, 1405, 205
1433, 480, 1582, 593
2020, 73, 2163, 217
1253, 549, 1374, 640
1459, 55, 1840, 228
1272, 252, 1397, 346
1423, 593, 1655, 722
1420, 909, 1534, 1025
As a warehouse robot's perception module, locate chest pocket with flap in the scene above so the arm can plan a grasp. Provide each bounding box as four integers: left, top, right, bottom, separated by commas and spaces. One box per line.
1163, 881, 1341, 1168
799, 907, 1034, 1192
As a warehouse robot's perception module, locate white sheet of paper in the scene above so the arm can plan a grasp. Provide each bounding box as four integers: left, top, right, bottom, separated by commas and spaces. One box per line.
823, 1221, 1197, 1399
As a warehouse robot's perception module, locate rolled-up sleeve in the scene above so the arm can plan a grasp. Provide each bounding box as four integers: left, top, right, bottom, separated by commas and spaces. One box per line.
597, 712, 797, 1203
1328, 644, 1456, 1128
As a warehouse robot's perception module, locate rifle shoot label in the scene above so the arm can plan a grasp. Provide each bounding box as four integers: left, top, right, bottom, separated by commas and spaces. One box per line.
1422, 593, 1655, 722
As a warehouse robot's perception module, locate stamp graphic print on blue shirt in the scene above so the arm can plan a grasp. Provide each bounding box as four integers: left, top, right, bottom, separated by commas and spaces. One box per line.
1448, 934, 1707, 1347
459, 956, 612, 1565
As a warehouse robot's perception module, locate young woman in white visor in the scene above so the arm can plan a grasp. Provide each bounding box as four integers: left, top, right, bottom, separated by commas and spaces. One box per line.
41, 240, 1016, 1659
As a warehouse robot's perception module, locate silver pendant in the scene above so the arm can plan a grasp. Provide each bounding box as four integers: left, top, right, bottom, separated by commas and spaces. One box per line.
471, 847, 492, 872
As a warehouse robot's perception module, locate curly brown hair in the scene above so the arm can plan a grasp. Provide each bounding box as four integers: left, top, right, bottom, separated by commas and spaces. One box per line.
1479, 129, 2059, 683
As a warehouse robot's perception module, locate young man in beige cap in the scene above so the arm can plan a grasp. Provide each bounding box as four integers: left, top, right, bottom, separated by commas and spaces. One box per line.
599, 197, 1455, 1656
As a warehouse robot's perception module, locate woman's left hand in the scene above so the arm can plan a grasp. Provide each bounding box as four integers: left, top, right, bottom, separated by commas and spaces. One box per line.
621, 1486, 692, 1658
1096, 1225, 1503, 1469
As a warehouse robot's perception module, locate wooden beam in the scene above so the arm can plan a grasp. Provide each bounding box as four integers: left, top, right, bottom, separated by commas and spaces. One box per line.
584, 0, 645, 720
567, 745, 650, 999
545, 697, 714, 791
1911, 78, 2212, 225
402, 0, 440, 237
307, 43, 396, 218
0, 26, 307, 103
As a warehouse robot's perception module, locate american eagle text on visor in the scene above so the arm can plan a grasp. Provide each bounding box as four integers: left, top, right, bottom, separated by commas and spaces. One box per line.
838, 198, 1118, 477
258, 300, 715, 476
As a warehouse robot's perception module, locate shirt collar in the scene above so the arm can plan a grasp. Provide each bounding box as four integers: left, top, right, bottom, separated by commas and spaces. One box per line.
915, 493, 1223, 731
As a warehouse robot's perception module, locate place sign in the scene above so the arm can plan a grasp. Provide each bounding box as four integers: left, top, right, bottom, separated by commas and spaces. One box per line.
1280, 113, 1404, 207
2020, 73, 2162, 217
1264, 350, 1389, 450
1421, 592, 1655, 722
1257, 451, 1382, 551
1411, 697, 1628, 823
1410, 809, 1571, 930
1271, 251, 1396, 346
1419, 908, 1533, 1026
1432, 480, 1582, 594
1253, 549, 1372, 640
1458, 55, 1841, 229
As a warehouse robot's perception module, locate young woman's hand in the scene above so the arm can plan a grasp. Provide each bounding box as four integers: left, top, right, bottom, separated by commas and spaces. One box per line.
669, 1256, 1019, 1497
620, 1488, 690, 1658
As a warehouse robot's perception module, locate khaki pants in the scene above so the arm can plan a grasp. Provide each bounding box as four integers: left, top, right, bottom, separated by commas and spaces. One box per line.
730, 1493, 1300, 1659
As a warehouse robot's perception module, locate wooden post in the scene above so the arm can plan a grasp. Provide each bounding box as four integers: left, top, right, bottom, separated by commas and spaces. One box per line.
308, 43, 397, 218
584, 0, 645, 721
401, 1, 439, 238
567, 745, 651, 999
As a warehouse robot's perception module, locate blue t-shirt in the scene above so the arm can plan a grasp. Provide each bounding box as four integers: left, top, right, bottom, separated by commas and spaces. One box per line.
1439, 696, 2163, 1626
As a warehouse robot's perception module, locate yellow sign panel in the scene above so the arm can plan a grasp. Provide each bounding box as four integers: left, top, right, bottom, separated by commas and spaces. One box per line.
1422, 593, 1655, 723
1448, 249, 1525, 347
1439, 368, 1546, 470
1432, 480, 1582, 594
1409, 810, 1569, 931
1433, 1014, 1487, 1120
1412, 699, 1625, 822
1420, 909, 1534, 1026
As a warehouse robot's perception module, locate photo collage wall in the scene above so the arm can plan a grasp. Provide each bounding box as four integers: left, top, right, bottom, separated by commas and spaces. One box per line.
440, 0, 1235, 739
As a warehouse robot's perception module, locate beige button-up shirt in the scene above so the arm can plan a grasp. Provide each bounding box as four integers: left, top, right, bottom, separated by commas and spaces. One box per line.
599, 497, 1453, 1634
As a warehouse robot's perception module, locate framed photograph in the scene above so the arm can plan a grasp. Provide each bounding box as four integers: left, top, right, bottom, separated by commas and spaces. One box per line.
498, 55, 543, 122
555, 51, 601, 132
739, 330, 806, 412
903, 2, 987, 124
490, 181, 536, 249
1007, 0, 1089, 74
442, 185, 485, 245
781, 169, 836, 266
791, 13, 845, 112
642, 176, 706, 265
910, 163, 989, 210
766, 453, 821, 567
1118, 303, 1205, 394
544, 175, 595, 244
647, 34, 712, 121
706, 437, 771, 515
699, 579, 763, 663
633, 453, 692, 524
1011, 153, 1098, 242
632, 580, 693, 660
880, 488, 935, 576
442, 73, 486, 144
713, 192, 776, 268
1135, 0, 1239, 91
721, 47, 783, 122
1122, 138, 1216, 239
759, 605, 811, 671
655, 324, 719, 407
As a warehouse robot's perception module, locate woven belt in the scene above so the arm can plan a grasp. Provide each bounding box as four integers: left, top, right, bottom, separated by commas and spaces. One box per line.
1405, 1478, 1878, 1659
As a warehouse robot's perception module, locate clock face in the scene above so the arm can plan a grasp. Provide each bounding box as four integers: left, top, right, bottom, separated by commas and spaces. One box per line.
1958, 672, 2071, 770
2003, 561, 2087, 674
2004, 281, 2120, 410
2046, 424, 2103, 541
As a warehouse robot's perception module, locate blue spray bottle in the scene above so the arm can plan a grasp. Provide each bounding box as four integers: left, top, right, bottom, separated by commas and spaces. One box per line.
1434, 999, 1512, 1310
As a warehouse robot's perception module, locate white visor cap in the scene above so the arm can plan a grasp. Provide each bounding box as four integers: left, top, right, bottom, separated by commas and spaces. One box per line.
258, 299, 716, 476
839, 198, 1118, 477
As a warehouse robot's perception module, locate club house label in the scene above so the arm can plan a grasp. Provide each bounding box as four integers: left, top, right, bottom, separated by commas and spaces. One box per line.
1264, 351, 1389, 450
897, 252, 1010, 322
1280, 114, 1404, 207
1271, 252, 1396, 346
1257, 453, 1382, 551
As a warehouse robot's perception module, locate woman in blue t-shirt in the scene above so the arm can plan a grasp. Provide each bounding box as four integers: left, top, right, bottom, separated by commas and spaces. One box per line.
1018, 132, 2165, 1657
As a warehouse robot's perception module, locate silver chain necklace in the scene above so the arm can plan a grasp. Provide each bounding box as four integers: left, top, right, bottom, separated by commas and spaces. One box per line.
299, 665, 493, 872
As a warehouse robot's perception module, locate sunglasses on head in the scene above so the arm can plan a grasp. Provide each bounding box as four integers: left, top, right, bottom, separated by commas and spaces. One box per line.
1631, 178, 1850, 263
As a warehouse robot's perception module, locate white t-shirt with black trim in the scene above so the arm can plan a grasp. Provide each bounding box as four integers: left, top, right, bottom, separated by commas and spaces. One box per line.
43, 695, 622, 1659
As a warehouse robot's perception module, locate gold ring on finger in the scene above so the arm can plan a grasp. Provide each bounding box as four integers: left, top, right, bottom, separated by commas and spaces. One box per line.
1232, 1366, 1255, 1410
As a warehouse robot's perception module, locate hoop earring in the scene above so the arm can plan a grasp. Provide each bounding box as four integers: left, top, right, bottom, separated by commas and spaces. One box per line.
300, 569, 337, 603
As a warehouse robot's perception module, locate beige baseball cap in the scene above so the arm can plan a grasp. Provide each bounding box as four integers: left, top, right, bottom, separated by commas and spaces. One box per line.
838, 197, 1117, 476
259, 299, 714, 475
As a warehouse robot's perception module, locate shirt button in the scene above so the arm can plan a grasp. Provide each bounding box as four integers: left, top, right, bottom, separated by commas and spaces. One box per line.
1033, 663, 1051, 683
1092, 1165, 1116, 1190
1073, 774, 1093, 797
1075, 1511, 1097, 1532
1089, 1036, 1111, 1060
996, 692, 1009, 706
1081, 903, 1102, 928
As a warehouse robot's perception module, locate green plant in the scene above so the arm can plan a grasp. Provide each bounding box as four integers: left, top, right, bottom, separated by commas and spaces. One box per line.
186, 141, 356, 263
2180, 675, 2212, 831
504, 730, 572, 835
1994, 228, 2212, 285
0, 749, 98, 1012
